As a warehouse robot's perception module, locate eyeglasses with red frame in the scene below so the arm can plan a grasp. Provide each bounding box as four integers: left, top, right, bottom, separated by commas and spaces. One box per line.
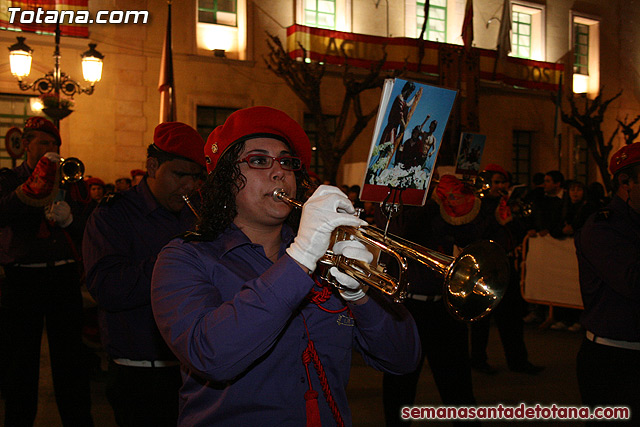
237, 154, 302, 171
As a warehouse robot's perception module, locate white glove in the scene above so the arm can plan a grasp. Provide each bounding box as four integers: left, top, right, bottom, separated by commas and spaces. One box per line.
43, 152, 61, 164
286, 185, 366, 272
45, 201, 73, 228
329, 239, 373, 302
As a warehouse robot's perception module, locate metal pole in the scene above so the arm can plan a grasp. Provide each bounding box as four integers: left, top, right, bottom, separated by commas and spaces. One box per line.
53, 22, 61, 128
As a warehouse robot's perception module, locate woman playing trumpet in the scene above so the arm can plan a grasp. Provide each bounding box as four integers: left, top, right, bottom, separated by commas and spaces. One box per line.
150, 106, 420, 426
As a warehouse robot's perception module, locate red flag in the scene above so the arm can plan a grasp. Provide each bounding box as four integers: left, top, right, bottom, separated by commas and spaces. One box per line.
497, 0, 512, 58
461, 0, 473, 51
158, 1, 175, 123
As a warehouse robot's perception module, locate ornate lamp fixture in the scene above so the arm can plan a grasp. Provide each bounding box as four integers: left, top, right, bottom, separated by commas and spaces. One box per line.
8, 23, 104, 123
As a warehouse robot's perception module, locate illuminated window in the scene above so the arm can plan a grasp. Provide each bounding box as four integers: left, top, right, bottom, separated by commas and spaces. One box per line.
198, 0, 237, 27
510, 2, 545, 61
196, 0, 246, 59
573, 23, 589, 75
572, 14, 599, 94
416, 0, 447, 42
512, 11, 531, 58
304, 0, 336, 30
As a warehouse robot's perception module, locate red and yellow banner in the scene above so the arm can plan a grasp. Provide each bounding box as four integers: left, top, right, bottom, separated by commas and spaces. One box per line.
287, 24, 563, 92
0, 0, 89, 38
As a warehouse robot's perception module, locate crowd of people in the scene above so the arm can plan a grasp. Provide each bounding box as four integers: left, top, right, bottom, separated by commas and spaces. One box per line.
0, 111, 638, 426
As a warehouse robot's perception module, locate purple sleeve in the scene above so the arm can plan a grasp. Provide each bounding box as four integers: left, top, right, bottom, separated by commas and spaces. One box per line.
83, 206, 156, 312
349, 295, 421, 374
151, 242, 315, 382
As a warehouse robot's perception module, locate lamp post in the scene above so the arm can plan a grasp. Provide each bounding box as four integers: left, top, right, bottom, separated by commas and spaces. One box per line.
8, 22, 104, 127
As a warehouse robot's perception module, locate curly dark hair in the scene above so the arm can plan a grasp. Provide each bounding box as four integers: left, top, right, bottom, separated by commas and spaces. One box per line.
197, 140, 311, 240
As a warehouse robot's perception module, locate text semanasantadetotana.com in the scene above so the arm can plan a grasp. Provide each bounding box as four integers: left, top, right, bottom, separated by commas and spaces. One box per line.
401, 403, 630, 421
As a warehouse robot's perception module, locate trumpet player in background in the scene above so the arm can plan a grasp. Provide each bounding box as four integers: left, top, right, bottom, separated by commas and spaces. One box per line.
469, 164, 543, 375
0, 117, 93, 426
378, 173, 480, 427
82, 122, 206, 427
150, 106, 420, 426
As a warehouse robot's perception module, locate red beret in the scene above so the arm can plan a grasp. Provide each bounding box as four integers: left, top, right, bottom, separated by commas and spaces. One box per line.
24, 116, 61, 146
204, 106, 312, 174
610, 142, 640, 175
86, 177, 105, 187
153, 122, 206, 168
483, 163, 508, 180
130, 169, 145, 178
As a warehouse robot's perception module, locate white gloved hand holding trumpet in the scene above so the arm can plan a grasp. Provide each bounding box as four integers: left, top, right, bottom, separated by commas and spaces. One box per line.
329, 238, 374, 302
286, 185, 366, 273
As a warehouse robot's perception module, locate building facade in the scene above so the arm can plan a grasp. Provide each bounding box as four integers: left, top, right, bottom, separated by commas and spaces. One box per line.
1, 0, 639, 188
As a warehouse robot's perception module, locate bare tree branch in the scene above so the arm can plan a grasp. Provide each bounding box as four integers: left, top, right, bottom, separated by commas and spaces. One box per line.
557, 88, 622, 192
264, 33, 403, 182
616, 114, 640, 145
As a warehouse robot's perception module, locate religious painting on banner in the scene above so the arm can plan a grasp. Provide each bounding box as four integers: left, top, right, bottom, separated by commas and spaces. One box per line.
455, 132, 485, 177
361, 78, 457, 206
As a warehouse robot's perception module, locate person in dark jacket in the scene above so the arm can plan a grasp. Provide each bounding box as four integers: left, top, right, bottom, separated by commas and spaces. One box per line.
575, 142, 640, 425
83, 122, 206, 426
0, 116, 93, 426
469, 164, 543, 375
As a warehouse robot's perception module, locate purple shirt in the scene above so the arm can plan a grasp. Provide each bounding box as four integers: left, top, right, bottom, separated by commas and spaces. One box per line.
151, 224, 420, 426
83, 178, 197, 360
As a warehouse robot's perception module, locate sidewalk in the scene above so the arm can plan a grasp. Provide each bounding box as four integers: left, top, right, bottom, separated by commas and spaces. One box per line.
0, 322, 583, 426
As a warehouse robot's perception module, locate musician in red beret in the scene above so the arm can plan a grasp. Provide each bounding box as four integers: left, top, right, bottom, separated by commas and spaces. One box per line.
83, 121, 206, 426
0, 116, 93, 425
469, 163, 543, 376
150, 106, 420, 426
575, 141, 640, 422
85, 177, 106, 201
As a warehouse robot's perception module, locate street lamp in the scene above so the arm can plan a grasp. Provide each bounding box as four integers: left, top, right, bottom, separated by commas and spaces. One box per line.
7, 23, 104, 125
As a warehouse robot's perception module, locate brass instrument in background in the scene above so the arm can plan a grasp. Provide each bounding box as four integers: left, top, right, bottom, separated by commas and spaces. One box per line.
473, 171, 494, 199
16, 157, 86, 207
60, 157, 85, 184
472, 172, 533, 219
273, 189, 510, 322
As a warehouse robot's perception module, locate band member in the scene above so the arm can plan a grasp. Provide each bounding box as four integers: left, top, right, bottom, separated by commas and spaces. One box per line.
83, 122, 206, 426
469, 164, 543, 375
575, 142, 640, 424
379, 177, 480, 427
150, 106, 420, 426
0, 117, 93, 426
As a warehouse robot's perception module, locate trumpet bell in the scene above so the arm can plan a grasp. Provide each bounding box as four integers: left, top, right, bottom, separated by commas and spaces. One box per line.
60, 157, 85, 183
444, 240, 510, 322
271, 188, 510, 323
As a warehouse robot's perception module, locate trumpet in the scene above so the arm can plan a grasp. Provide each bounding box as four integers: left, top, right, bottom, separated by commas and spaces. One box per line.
273, 189, 510, 322
60, 157, 85, 184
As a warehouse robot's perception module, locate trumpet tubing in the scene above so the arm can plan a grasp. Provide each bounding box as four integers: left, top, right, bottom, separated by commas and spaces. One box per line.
272, 189, 510, 322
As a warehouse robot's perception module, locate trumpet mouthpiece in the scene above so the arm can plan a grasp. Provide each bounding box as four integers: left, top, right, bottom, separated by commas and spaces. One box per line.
272, 189, 303, 209
272, 188, 286, 201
